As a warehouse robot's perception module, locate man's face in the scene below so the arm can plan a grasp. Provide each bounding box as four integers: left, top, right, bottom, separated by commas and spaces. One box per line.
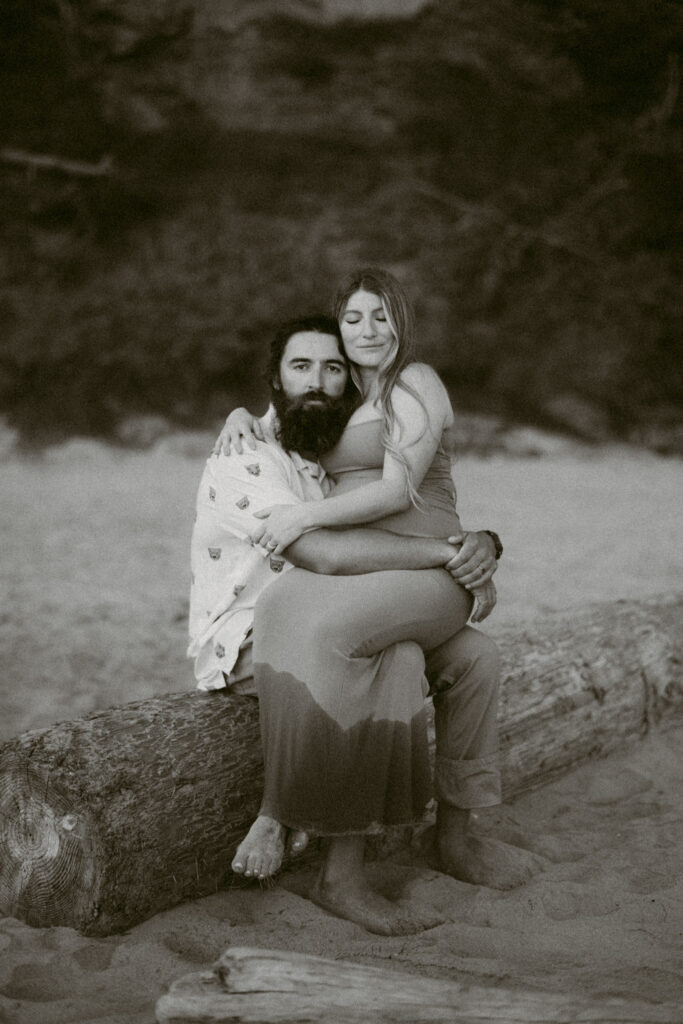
277, 331, 348, 402
273, 331, 355, 458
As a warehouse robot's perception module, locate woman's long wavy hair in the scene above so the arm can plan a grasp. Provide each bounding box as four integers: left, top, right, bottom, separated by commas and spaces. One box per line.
333, 267, 429, 507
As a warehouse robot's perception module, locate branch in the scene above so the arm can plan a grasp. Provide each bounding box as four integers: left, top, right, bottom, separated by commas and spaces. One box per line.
0, 148, 114, 178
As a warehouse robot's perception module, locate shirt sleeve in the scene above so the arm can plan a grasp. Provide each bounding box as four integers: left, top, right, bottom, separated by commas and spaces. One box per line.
205, 443, 305, 542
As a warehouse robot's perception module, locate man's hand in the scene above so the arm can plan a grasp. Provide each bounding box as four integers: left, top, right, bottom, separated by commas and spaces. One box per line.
445, 531, 498, 589
212, 408, 264, 456
469, 580, 497, 623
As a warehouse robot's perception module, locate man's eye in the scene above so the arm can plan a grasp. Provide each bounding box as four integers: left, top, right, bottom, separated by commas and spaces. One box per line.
328, 365, 343, 374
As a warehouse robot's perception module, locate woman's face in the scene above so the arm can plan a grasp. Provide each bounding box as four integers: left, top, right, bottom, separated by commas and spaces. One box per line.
339, 289, 397, 373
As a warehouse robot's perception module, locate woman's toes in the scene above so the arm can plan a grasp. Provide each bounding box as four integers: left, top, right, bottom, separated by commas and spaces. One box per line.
231, 844, 247, 873
245, 853, 260, 878
265, 854, 280, 878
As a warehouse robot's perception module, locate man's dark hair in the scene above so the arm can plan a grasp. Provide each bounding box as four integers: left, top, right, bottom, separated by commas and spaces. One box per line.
267, 315, 346, 388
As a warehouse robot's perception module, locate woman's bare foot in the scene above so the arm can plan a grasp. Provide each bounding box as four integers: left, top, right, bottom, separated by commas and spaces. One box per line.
436, 805, 547, 889
311, 836, 443, 935
231, 815, 286, 879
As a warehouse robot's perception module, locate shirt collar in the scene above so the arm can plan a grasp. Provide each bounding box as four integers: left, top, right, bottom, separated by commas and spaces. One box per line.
289, 451, 324, 480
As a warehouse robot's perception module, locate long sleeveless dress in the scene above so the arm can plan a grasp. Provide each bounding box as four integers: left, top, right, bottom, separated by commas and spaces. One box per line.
252, 418, 473, 835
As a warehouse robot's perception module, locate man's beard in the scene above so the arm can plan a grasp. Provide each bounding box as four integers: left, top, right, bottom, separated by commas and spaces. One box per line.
272, 389, 355, 459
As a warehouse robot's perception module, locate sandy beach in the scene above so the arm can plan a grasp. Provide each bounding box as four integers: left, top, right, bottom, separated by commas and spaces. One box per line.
1, 439, 682, 1021
1, 725, 681, 1023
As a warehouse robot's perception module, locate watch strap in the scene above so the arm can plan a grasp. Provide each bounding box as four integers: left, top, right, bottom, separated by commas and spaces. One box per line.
484, 529, 503, 560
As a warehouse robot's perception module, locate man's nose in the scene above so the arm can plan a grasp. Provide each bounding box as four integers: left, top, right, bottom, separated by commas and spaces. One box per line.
308, 365, 324, 388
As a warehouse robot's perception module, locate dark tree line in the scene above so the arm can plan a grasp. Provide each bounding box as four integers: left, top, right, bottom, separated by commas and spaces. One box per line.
0, 0, 681, 448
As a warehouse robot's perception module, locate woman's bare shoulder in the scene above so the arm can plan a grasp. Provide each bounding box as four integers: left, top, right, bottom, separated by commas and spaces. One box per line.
399, 361, 445, 389
399, 362, 451, 408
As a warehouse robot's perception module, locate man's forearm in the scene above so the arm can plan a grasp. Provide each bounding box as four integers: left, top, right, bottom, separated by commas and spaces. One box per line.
286, 528, 454, 575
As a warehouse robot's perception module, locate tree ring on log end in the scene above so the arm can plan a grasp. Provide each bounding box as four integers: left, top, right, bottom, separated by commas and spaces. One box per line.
0, 755, 100, 929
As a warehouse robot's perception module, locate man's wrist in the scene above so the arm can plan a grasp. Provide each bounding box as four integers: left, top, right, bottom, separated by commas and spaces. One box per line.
483, 529, 503, 560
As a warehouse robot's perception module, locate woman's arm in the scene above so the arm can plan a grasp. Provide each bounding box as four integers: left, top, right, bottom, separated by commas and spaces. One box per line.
251, 365, 453, 553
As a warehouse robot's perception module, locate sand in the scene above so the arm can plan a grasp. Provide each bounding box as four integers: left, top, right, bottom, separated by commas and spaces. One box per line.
1, 439, 682, 1021
1, 726, 681, 1022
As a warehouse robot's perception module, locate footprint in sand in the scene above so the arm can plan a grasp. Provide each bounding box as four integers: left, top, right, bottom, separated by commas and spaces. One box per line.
3, 961, 79, 1002
584, 766, 653, 805
626, 869, 680, 895
540, 886, 620, 921
470, 883, 621, 927
72, 942, 116, 972
620, 898, 672, 926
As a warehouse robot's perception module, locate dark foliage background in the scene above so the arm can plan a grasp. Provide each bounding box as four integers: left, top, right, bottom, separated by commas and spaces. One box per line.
0, 0, 681, 448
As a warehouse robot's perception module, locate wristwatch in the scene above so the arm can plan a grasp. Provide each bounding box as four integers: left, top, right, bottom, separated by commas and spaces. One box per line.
483, 529, 503, 560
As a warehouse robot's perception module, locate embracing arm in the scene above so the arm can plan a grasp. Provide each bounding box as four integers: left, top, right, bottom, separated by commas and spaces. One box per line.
286, 527, 456, 576
286, 525, 500, 621
252, 365, 452, 553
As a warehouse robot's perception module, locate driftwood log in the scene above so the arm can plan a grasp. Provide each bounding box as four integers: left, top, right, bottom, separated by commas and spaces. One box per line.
155, 946, 680, 1024
0, 595, 680, 936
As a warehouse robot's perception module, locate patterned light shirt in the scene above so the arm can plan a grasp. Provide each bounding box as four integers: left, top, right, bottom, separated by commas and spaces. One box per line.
188, 415, 328, 690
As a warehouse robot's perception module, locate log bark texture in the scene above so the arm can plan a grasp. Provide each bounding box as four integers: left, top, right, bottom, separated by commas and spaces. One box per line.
0, 595, 681, 936
495, 594, 682, 796
155, 945, 680, 1023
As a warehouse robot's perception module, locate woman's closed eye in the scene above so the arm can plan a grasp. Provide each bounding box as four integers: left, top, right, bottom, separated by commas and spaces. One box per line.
343, 314, 386, 323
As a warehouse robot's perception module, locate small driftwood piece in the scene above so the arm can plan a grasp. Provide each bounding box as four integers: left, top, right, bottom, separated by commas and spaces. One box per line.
155, 946, 680, 1023
0, 596, 680, 936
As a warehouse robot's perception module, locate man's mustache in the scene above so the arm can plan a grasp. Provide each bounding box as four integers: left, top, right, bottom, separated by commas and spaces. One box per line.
291, 390, 334, 409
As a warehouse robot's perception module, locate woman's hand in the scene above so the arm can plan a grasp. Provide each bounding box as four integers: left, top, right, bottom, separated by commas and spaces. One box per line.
212, 408, 264, 456
468, 580, 497, 623
249, 504, 313, 555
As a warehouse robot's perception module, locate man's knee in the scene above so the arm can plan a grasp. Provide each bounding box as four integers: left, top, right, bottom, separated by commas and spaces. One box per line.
462, 630, 501, 681
428, 628, 500, 700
